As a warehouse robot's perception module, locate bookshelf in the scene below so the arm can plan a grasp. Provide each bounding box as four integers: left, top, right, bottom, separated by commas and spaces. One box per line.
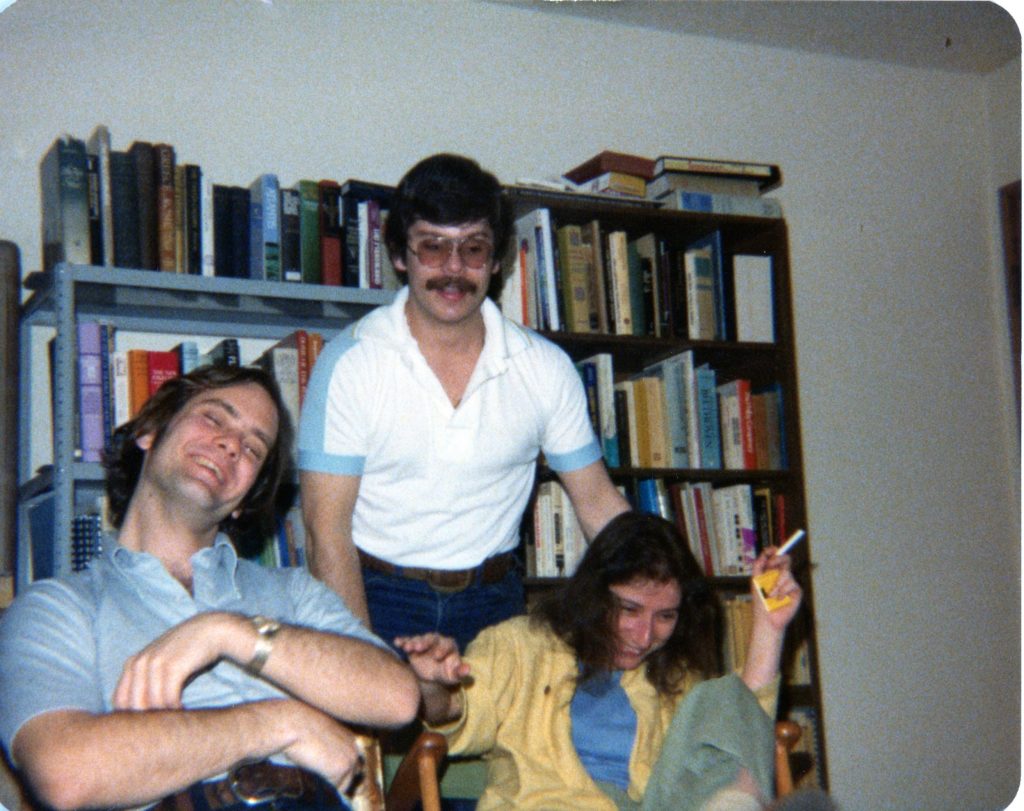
16, 263, 393, 591
504, 186, 826, 789
18, 180, 826, 790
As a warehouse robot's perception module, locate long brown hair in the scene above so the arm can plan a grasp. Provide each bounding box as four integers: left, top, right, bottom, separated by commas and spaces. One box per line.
533, 511, 720, 695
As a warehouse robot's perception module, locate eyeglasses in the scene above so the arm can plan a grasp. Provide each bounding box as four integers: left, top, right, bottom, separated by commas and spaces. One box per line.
409, 235, 495, 270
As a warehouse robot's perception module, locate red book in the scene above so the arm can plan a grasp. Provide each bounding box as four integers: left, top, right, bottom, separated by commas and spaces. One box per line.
564, 150, 656, 185
318, 180, 342, 286
146, 350, 180, 397
276, 330, 310, 406
154, 144, 177, 272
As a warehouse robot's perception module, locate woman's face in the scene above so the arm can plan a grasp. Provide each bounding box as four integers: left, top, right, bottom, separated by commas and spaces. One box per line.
608, 577, 681, 670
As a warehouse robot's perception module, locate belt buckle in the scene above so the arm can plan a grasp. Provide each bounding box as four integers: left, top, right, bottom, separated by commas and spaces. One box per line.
427, 568, 474, 594
229, 763, 303, 806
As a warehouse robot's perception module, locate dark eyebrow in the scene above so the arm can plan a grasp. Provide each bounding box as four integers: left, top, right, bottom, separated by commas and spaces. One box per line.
200, 396, 274, 450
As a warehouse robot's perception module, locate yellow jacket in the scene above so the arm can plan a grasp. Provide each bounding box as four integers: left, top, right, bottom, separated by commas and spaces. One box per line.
435, 616, 778, 811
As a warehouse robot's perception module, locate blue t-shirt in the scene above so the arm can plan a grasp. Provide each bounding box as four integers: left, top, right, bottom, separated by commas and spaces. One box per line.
570, 670, 638, 790
0, 533, 387, 755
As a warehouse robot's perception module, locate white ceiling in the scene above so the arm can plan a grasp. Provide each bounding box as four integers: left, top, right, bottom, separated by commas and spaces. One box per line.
500, 0, 1021, 75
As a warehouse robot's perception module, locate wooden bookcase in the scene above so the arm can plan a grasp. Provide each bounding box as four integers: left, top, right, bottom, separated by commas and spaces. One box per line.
17, 181, 827, 790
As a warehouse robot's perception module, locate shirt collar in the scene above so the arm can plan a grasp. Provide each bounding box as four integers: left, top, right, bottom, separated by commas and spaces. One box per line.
109, 533, 241, 604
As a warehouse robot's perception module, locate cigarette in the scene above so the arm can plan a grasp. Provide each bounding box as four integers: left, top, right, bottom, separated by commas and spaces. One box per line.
776, 529, 806, 556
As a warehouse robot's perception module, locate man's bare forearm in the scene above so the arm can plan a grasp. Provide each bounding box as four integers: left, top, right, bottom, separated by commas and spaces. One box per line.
13, 701, 304, 811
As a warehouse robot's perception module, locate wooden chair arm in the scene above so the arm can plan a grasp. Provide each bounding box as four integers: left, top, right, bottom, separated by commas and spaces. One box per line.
385, 730, 448, 811
774, 720, 802, 797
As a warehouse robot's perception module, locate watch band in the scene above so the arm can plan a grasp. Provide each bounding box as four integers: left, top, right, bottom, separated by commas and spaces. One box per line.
246, 615, 281, 675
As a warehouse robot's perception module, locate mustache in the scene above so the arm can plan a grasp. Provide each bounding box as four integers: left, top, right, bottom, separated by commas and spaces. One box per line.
425, 276, 479, 294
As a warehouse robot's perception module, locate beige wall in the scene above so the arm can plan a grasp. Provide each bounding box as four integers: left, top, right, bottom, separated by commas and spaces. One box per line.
1, 2, 1019, 808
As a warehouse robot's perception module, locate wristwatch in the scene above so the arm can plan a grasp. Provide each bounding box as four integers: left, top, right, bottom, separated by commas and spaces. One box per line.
246, 615, 281, 675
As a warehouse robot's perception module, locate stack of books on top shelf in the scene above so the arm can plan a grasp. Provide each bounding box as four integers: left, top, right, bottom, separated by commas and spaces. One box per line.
503, 212, 776, 344
39, 127, 399, 289
575, 350, 786, 474
560, 150, 783, 218
70, 322, 324, 462
635, 477, 788, 577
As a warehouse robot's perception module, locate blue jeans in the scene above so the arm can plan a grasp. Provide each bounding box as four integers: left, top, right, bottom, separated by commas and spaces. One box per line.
362, 564, 525, 654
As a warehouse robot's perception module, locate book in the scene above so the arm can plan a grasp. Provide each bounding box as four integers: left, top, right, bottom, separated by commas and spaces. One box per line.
630, 232, 660, 336
340, 179, 393, 288
279, 187, 302, 283
605, 231, 633, 335
296, 180, 322, 285
579, 353, 620, 468
695, 363, 722, 469
687, 231, 726, 339
318, 180, 343, 286
659, 189, 783, 219
580, 220, 609, 333
108, 150, 141, 269
578, 170, 648, 198
127, 349, 150, 418
40, 135, 91, 272
635, 375, 668, 468
182, 164, 202, 275
556, 224, 597, 333
514, 209, 559, 331
645, 355, 689, 469
646, 169, 764, 200
274, 330, 310, 407
98, 323, 115, 450
85, 151, 103, 265
626, 239, 648, 337
733, 254, 775, 342
257, 344, 300, 437
212, 184, 251, 277
683, 245, 716, 340
173, 340, 200, 375
146, 350, 179, 397
614, 379, 639, 467
249, 173, 281, 281
652, 155, 781, 192
153, 143, 177, 272
564, 150, 655, 184
127, 141, 157, 269
201, 337, 241, 368
86, 125, 114, 267
76, 321, 105, 463
110, 350, 131, 430
200, 170, 215, 276
717, 379, 756, 470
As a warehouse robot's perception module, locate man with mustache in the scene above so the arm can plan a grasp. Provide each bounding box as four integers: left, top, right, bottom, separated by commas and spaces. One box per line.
0, 365, 419, 811
298, 153, 630, 652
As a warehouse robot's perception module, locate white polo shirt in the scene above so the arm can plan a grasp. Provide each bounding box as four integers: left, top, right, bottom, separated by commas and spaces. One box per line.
298, 287, 601, 569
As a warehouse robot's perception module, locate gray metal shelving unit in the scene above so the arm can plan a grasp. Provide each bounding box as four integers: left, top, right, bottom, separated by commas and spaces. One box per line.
17, 263, 393, 592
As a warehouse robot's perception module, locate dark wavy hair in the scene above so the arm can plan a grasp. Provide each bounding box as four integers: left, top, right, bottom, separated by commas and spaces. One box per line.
384, 153, 513, 293
532, 511, 720, 696
102, 364, 294, 549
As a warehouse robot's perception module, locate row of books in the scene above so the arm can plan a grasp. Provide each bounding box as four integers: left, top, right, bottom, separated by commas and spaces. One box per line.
578, 350, 786, 472
504, 209, 775, 343
73, 322, 325, 462
719, 594, 814, 690
41, 127, 399, 288
637, 478, 789, 578
524, 480, 587, 579
562, 150, 783, 218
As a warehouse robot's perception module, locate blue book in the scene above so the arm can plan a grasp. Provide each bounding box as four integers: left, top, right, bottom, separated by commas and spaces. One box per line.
636, 478, 661, 515
688, 231, 725, 340
249, 173, 281, 281
695, 363, 722, 469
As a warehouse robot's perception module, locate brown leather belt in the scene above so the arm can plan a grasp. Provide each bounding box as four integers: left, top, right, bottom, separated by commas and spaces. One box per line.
153, 762, 345, 811
358, 549, 517, 593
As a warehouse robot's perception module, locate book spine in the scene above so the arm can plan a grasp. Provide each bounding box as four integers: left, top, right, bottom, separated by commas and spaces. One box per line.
280, 187, 302, 283
99, 323, 115, 451
154, 144, 177, 272
185, 164, 202, 275
296, 181, 321, 285
41, 136, 91, 272
666, 190, 783, 219
127, 349, 150, 419
146, 350, 180, 397
200, 170, 215, 277
86, 152, 103, 266
76, 321, 105, 462
130, 141, 157, 269
696, 364, 722, 469
109, 151, 141, 269
319, 181, 342, 286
